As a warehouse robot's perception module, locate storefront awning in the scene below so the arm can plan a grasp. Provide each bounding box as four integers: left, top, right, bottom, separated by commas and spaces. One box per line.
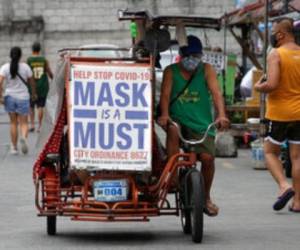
118, 10, 221, 30
223, 0, 300, 27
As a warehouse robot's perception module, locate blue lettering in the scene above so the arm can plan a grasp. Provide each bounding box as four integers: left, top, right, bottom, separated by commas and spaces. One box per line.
74, 81, 95, 105
115, 82, 130, 107
133, 123, 148, 149
74, 122, 95, 148
101, 109, 110, 119
132, 83, 148, 107
97, 82, 113, 106
113, 109, 121, 120
117, 123, 132, 149
98, 123, 114, 149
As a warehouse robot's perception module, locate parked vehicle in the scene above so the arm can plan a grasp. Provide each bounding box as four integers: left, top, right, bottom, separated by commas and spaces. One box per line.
77, 44, 126, 58
33, 10, 222, 244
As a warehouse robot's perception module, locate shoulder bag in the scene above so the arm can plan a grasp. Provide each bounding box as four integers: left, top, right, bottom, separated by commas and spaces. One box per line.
156, 66, 198, 118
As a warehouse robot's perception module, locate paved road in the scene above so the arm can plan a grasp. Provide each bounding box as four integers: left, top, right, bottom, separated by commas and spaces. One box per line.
0, 108, 299, 250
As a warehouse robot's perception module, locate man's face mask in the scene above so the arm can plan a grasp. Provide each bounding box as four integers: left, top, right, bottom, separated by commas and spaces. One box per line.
181, 55, 201, 72
270, 31, 281, 48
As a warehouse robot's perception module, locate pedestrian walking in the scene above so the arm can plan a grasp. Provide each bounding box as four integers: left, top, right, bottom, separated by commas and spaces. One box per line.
254, 18, 300, 212
27, 41, 53, 132
0, 47, 37, 155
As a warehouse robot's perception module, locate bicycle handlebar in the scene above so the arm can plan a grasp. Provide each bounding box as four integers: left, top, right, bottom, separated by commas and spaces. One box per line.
168, 120, 217, 145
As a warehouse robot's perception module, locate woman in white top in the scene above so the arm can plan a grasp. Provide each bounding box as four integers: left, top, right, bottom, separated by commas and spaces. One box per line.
0, 47, 37, 155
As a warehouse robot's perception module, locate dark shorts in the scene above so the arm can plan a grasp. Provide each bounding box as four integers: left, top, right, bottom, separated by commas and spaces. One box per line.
30, 97, 47, 108
265, 120, 300, 145
180, 124, 215, 157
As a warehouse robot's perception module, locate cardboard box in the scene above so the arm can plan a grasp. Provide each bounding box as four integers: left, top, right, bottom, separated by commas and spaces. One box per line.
246, 69, 263, 107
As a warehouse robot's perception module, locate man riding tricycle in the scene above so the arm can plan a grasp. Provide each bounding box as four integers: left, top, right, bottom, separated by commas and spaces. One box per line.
33, 10, 228, 243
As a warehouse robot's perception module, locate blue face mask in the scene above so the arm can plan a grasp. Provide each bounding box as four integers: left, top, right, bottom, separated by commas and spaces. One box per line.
181, 56, 201, 72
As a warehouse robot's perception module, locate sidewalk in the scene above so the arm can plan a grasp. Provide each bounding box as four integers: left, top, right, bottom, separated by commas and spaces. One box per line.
0, 105, 7, 123
0, 106, 40, 159
0, 106, 10, 158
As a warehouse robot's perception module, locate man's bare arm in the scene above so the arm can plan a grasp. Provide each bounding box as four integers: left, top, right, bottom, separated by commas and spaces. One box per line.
157, 66, 173, 127
205, 64, 229, 128
45, 60, 53, 80
254, 49, 280, 93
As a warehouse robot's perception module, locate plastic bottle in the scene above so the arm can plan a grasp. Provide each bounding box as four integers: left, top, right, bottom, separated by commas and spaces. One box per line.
250, 138, 266, 169
130, 21, 137, 38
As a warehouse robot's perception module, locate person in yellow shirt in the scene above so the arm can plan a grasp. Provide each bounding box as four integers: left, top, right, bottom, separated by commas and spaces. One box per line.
255, 18, 300, 212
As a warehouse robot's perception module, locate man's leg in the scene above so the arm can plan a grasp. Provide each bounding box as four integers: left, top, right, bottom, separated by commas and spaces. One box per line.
198, 153, 214, 201
264, 141, 292, 196
37, 107, 43, 131
289, 143, 300, 210
8, 112, 18, 149
29, 101, 35, 131
37, 97, 46, 132
198, 152, 218, 216
166, 125, 180, 188
166, 125, 180, 158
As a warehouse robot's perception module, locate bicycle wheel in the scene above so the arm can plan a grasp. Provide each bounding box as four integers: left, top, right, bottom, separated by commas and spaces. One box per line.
180, 194, 191, 234
179, 168, 191, 234
190, 171, 204, 243
47, 216, 56, 236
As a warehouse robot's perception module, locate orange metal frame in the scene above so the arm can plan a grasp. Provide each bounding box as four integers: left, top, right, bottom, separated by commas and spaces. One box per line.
35, 152, 196, 222
34, 55, 198, 222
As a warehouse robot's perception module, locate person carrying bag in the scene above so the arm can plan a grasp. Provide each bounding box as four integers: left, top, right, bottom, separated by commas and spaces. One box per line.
0, 47, 37, 155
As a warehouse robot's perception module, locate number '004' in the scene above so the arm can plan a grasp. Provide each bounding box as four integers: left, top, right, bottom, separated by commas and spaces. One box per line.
104, 188, 122, 196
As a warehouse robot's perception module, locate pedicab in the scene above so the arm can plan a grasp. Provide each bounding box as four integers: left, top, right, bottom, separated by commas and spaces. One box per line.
33, 10, 221, 243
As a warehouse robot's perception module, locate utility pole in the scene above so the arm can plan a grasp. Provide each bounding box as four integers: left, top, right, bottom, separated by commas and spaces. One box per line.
260, 0, 270, 136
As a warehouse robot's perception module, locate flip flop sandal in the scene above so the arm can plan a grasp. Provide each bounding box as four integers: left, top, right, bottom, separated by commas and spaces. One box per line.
204, 203, 219, 217
273, 188, 295, 211
289, 206, 300, 213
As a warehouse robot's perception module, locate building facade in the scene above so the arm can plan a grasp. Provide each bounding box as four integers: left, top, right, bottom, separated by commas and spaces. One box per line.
0, 0, 237, 67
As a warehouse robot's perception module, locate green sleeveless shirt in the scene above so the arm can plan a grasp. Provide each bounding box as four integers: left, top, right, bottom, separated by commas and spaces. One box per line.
27, 56, 49, 97
169, 63, 215, 136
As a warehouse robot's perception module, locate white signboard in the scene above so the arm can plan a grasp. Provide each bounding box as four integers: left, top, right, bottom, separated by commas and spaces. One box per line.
68, 63, 152, 171
202, 51, 225, 74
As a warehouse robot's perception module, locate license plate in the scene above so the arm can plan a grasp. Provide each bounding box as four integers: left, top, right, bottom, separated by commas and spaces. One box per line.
93, 179, 128, 202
